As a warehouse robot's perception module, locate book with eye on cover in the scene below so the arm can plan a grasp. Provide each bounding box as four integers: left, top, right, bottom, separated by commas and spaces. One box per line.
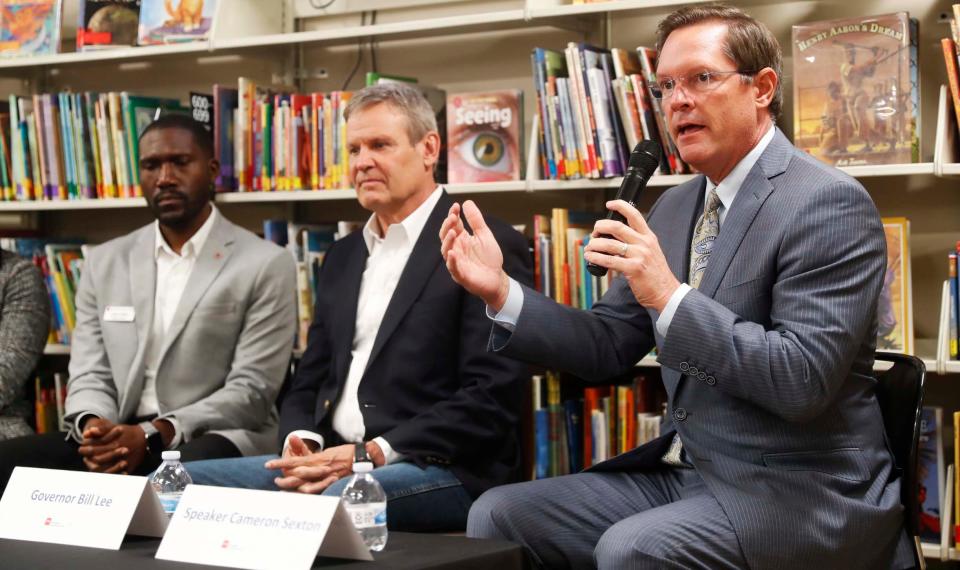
446, 90, 523, 184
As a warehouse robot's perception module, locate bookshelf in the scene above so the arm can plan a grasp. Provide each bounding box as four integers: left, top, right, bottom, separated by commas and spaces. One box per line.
9, 4, 957, 348
10, 0, 960, 556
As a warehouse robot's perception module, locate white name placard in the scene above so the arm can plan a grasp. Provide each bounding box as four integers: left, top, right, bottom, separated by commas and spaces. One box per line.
0, 467, 168, 549
155, 485, 372, 569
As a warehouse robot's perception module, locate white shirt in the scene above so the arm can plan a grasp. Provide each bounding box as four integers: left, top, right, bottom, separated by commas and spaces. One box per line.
75, 206, 218, 445
137, 206, 218, 417
490, 124, 776, 337
654, 124, 775, 334
287, 186, 444, 465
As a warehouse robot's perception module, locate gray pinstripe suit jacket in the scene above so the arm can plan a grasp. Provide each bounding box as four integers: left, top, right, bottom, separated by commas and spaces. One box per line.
494, 129, 913, 569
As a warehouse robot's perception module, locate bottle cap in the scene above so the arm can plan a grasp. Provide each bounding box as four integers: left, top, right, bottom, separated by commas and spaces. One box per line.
352, 460, 373, 473
161, 450, 181, 461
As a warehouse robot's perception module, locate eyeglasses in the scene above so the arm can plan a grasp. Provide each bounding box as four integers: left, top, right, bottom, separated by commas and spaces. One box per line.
650, 70, 758, 100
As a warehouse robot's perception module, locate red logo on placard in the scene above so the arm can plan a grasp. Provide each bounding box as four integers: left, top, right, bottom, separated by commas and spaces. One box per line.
221, 539, 230, 549
44, 517, 51, 526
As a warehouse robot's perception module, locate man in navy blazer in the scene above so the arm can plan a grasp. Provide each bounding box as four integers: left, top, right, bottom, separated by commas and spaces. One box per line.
442, 5, 912, 569
186, 82, 532, 531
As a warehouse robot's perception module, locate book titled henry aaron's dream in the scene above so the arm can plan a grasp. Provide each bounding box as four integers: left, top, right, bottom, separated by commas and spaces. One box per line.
792, 12, 919, 167
446, 89, 523, 184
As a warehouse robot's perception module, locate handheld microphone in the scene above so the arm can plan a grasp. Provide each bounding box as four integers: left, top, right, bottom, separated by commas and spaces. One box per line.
586, 140, 662, 277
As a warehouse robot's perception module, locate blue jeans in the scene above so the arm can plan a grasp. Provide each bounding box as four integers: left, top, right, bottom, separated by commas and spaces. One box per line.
183, 455, 473, 531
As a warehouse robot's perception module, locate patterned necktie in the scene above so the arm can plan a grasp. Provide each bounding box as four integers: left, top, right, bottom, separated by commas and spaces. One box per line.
688, 189, 722, 289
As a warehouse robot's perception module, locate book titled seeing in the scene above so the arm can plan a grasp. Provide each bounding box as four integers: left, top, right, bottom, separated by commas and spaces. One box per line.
446, 90, 523, 184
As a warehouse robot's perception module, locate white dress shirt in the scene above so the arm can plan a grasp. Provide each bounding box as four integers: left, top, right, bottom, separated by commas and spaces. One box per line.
489, 124, 776, 337
287, 186, 444, 465
75, 206, 218, 446
137, 206, 218, 419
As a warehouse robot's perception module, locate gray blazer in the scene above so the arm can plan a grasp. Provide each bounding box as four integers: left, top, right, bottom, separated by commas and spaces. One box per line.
495, 129, 913, 569
0, 250, 49, 440
64, 214, 296, 456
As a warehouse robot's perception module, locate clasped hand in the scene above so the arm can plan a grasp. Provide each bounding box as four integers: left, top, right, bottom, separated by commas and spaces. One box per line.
78, 418, 147, 474
266, 438, 385, 494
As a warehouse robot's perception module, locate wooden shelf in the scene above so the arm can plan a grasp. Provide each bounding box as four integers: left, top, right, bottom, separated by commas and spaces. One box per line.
0, 161, 938, 211
0, 198, 144, 211
218, 9, 528, 50
0, 42, 214, 70
529, 174, 697, 191
214, 189, 357, 203
529, 0, 693, 19
921, 541, 960, 560
838, 162, 935, 177
446, 181, 528, 194
636, 355, 660, 368
0, 9, 529, 72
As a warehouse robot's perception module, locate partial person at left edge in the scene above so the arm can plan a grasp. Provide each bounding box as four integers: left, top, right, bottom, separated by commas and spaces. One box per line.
0, 248, 51, 440
0, 114, 297, 493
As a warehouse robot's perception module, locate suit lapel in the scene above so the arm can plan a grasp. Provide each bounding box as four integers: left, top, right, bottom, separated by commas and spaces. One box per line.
332, 236, 367, 387
123, 226, 157, 407
156, 215, 234, 364
695, 129, 791, 297
365, 193, 449, 372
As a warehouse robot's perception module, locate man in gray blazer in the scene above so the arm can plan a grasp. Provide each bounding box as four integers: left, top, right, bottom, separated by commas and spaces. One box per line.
0, 114, 296, 489
441, 5, 912, 569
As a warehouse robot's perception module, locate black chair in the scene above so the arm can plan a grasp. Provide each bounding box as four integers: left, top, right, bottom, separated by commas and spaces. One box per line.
874, 352, 927, 569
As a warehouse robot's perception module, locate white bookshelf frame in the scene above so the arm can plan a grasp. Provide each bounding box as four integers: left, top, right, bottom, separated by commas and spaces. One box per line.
935, 85, 960, 177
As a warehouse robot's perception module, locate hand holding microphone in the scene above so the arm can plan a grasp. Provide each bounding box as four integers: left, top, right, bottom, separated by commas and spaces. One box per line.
586, 141, 662, 277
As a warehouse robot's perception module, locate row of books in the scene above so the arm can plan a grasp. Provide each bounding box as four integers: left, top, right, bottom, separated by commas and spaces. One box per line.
531, 372, 665, 479
531, 11, 921, 179
531, 43, 689, 180
0, 237, 84, 346
943, 242, 960, 361
260, 219, 361, 349
940, 5, 960, 143
532, 208, 616, 308
0, 0, 219, 58
32, 372, 67, 434
202, 78, 355, 194
0, 92, 184, 202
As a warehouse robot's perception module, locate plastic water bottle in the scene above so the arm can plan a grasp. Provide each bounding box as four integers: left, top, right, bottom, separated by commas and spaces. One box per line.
150, 450, 193, 517
341, 460, 387, 551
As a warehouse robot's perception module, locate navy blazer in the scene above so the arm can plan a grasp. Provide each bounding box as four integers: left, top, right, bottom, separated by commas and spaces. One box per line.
494, 129, 913, 569
280, 191, 534, 497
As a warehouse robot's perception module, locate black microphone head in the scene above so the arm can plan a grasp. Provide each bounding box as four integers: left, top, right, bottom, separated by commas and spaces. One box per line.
628, 140, 661, 175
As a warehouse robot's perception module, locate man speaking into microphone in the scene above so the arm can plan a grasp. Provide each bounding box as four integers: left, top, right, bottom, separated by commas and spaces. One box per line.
440, 4, 910, 569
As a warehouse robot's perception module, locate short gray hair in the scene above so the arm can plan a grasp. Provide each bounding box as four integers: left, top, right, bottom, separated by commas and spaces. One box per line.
344, 82, 438, 145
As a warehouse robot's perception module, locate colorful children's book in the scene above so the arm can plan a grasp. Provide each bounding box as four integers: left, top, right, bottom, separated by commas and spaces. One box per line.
0, 0, 62, 57
919, 406, 944, 542
137, 0, 217, 45
878, 217, 913, 354
77, 0, 140, 51
792, 12, 920, 167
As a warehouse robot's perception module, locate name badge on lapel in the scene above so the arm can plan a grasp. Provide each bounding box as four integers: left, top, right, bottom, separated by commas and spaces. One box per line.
103, 306, 135, 322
